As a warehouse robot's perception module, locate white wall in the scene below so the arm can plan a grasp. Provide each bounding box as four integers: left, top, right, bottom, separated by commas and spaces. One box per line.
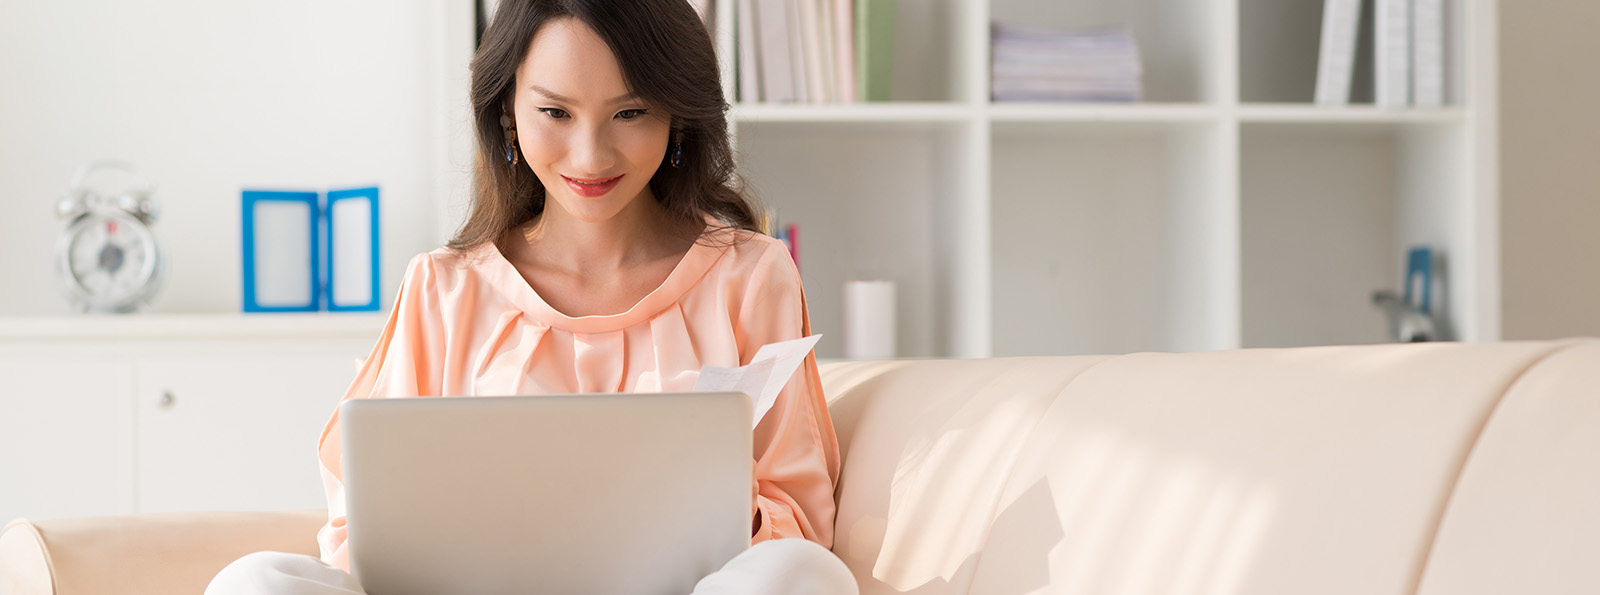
1499, 1, 1600, 340
0, 0, 474, 315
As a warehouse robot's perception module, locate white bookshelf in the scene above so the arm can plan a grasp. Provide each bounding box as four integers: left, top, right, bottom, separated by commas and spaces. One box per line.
717, 0, 1498, 359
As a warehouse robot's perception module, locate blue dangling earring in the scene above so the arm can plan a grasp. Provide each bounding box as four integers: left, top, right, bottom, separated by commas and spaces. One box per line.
670, 131, 684, 168
501, 113, 519, 166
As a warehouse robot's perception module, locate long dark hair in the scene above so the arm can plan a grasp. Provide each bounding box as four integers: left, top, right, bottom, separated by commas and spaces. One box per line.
450, 0, 758, 252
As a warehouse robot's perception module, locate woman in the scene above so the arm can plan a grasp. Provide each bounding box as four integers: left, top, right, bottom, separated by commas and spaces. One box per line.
206, 0, 854, 593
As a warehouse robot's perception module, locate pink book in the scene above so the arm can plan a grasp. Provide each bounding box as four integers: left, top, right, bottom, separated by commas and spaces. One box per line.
785, 223, 800, 272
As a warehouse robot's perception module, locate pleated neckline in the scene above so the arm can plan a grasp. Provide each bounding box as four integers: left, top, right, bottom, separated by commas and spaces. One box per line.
474, 228, 729, 334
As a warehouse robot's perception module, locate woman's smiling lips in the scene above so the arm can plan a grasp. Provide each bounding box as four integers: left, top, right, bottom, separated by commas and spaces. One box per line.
563, 175, 623, 197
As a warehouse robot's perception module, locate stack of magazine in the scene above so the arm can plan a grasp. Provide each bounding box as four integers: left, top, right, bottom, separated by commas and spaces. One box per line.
990, 23, 1143, 103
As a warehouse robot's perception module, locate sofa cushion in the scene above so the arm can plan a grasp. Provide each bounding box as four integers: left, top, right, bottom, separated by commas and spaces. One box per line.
820, 355, 1111, 595
1416, 340, 1600, 594
964, 341, 1570, 595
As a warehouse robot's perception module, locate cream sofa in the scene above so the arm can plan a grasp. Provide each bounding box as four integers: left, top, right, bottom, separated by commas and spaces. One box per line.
5, 339, 1599, 594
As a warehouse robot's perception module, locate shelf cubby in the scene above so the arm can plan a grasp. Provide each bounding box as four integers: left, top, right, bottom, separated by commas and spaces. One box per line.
1239, 121, 1476, 347
732, 120, 977, 358
991, 121, 1236, 356
1239, 0, 1470, 106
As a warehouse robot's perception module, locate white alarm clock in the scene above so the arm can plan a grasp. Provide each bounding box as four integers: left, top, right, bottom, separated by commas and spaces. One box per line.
55, 161, 165, 313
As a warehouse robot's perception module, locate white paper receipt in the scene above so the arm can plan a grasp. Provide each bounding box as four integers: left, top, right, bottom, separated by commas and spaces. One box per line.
692, 335, 822, 428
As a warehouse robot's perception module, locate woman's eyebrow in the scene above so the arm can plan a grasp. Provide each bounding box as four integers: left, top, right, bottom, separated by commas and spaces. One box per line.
528, 84, 638, 105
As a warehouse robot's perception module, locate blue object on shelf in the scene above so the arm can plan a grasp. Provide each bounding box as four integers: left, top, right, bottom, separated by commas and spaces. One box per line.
242, 190, 321, 313
325, 187, 381, 312
1405, 246, 1434, 315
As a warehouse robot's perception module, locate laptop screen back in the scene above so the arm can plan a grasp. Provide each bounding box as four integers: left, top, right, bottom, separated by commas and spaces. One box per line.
340, 392, 752, 595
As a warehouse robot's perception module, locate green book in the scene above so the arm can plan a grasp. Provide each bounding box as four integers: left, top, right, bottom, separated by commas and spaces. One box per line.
855, 0, 895, 101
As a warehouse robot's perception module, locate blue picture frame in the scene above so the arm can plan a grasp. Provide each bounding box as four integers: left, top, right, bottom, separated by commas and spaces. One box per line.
242, 190, 321, 313
325, 187, 381, 312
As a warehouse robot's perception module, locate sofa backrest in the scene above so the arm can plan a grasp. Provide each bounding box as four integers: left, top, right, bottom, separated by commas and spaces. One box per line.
1414, 341, 1600, 594
818, 340, 1597, 595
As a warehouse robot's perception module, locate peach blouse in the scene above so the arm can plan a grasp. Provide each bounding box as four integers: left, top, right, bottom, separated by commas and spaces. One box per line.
314, 228, 840, 571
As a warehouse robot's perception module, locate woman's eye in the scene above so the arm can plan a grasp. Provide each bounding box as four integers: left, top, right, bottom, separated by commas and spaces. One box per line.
538, 108, 569, 119
617, 109, 649, 120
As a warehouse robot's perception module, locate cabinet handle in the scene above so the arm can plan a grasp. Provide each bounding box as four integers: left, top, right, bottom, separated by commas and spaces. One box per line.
159, 391, 176, 409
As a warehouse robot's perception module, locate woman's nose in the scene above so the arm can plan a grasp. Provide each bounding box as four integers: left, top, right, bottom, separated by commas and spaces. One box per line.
568, 124, 617, 174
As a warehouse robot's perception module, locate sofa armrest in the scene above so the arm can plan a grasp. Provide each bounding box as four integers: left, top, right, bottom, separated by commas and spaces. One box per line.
0, 510, 325, 595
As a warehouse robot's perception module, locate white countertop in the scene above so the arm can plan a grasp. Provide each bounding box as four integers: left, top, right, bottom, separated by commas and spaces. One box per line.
0, 312, 389, 342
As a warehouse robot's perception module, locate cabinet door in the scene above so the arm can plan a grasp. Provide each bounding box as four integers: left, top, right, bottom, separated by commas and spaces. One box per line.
134, 345, 365, 513
0, 358, 135, 521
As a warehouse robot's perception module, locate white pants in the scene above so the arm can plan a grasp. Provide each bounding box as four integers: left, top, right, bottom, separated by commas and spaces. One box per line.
205, 538, 858, 595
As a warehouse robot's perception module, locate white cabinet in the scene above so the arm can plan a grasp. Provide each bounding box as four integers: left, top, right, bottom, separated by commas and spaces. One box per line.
713, 0, 1498, 358
135, 349, 365, 514
0, 358, 135, 521
0, 314, 382, 521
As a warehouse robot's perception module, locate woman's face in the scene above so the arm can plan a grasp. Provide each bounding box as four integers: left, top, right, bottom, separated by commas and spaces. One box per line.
511, 17, 671, 224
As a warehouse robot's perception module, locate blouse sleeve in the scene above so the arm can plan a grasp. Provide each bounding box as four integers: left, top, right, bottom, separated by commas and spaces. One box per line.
736, 242, 842, 548
315, 253, 446, 571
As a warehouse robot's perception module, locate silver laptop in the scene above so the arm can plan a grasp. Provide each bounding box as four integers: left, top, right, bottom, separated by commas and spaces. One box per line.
340, 392, 752, 595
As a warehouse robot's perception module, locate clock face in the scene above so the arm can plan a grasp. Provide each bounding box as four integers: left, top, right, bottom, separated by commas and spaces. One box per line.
58, 212, 161, 311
